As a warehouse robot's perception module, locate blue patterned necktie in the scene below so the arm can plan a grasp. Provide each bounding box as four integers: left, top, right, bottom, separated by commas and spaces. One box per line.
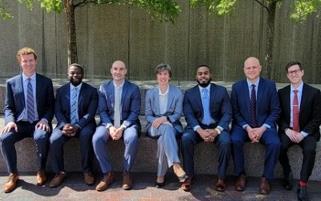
70, 87, 79, 124
202, 88, 212, 125
26, 78, 35, 123
249, 84, 257, 127
114, 86, 121, 128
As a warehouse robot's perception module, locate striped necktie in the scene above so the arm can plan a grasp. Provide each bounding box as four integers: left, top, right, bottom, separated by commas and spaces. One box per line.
292, 90, 300, 131
26, 78, 35, 123
249, 84, 257, 127
70, 87, 79, 124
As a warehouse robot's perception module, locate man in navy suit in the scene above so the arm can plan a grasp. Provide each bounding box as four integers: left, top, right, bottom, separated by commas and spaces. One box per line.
230, 57, 280, 194
181, 65, 232, 192
92, 60, 141, 191
278, 61, 321, 201
48, 64, 98, 188
0, 47, 54, 193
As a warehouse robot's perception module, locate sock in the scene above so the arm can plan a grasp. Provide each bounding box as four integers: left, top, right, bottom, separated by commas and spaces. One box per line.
299, 180, 307, 187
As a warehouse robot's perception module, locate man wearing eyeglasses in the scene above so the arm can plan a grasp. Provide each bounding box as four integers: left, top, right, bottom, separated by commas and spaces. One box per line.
278, 61, 321, 201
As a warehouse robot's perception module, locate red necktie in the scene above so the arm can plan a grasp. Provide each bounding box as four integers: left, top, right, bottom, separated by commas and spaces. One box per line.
293, 90, 300, 132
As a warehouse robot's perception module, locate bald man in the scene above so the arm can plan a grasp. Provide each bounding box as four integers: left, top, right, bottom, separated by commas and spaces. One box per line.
230, 57, 281, 194
92, 60, 141, 192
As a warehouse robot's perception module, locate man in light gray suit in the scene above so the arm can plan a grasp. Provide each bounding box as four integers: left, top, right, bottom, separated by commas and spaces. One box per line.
92, 60, 141, 192
145, 64, 187, 188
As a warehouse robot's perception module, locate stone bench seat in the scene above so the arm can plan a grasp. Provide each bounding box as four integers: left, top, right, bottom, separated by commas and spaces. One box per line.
1, 81, 321, 180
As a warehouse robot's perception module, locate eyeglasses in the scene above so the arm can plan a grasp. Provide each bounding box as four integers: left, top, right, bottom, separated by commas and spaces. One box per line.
287, 69, 302, 75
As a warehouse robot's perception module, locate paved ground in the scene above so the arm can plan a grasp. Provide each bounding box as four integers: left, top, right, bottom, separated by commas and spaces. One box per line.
0, 172, 320, 201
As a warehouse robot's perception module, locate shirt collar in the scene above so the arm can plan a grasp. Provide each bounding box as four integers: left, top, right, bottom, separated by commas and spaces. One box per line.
290, 82, 303, 93
70, 82, 82, 90
158, 85, 169, 95
246, 77, 260, 88
113, 80, 125, 88
198, 84, 211, 92
22, 73, 36, 82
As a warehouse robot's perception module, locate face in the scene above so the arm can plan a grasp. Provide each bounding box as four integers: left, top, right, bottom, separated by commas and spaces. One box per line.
110, 61, 127, 82
196, 66, 211, 86
287, 64, 304, 85
243, 57, 261, 81
156, 70, 170, 86
68, 66, 83, 86
20, 54, 37, 76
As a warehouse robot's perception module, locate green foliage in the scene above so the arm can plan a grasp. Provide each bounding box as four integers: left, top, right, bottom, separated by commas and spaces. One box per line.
39, 0, 62, 12
291, 0, 321, 21
190, 0, 237, 15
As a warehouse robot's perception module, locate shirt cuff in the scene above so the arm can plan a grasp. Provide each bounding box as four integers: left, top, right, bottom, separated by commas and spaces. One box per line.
193, 125, 200, 132
263, 124, 271, 129
301, 131, 309, 138
120, 124, 127, 129
105, 123, 113, 129
242, 124, 249, 130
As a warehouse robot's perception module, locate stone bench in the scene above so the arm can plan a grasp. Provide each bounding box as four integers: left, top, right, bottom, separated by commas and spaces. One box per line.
0, 81, 321, 181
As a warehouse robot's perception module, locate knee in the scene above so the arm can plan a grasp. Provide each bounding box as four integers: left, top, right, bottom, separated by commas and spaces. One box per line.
0, 134, 13, 146
34, 129, 48, 141
303, 146, 316, 156
181, 133, 193, 146
123, 131, 138, 144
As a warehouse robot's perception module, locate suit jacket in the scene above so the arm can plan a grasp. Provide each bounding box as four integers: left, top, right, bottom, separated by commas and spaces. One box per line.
231, 77, 280, 128
278, 83, 321, 140
145, 84, 183, 134
183, 83, 232, 130
4, 73, 55, 125
97, 80, 141, 128
55, 82, 98, 129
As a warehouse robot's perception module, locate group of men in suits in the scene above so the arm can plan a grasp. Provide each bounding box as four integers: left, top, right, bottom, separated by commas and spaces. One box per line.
1, 47, 320, 201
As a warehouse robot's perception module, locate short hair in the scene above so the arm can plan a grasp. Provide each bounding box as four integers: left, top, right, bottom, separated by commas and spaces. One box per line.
68, 63, 84, 74
196, 64, 211, 72
285, 61, 303, 72
16, 47, 37, 62
154, 63, 172, 78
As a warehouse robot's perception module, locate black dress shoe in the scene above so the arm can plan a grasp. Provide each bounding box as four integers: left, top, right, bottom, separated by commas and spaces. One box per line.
297, 186, 310, 201
155, 181, 165, 188
283, 172, 293, 190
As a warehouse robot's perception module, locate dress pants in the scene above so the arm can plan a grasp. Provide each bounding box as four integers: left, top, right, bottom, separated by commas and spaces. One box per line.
231, 125, 280, 180
0, 121, 49, 173
92, 125, 138, 174
148, 124, 181, 177
181, 127, 231, 179
279, 134, 316, 181
49, 123, 96, 173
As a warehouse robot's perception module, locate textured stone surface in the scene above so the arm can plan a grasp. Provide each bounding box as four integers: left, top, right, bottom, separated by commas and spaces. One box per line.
0, 173, 321, 201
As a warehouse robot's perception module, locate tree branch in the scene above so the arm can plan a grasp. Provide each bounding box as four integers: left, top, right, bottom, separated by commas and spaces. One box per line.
254, 0, 270, 13
74, 0, 97, 8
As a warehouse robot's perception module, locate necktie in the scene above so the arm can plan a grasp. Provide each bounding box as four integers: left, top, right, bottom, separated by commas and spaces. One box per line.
70, 87, 78, 124
26, 78, 35, 123
293, 90, 300, 132
114, 86, 121, 128
249, 84, 257, 127
202, 88, 212, 125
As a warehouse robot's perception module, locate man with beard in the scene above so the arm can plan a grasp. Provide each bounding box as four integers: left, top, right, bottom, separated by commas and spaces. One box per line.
181, 65, 232, 192
230, 57, 280, 194
48, 63, 98, 188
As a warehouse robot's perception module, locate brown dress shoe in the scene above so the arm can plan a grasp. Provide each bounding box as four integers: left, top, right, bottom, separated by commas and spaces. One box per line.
95, 172, 114, 192
215, 179, 226, 192
36, 170, 47, 186
181, 177, 192, 192
49, 172, 66, 188
84, 172, 95, 185
4, 173, 19, 193
259, 177, 271, 194
122, 172, 132, 190
235, 174, 246, 191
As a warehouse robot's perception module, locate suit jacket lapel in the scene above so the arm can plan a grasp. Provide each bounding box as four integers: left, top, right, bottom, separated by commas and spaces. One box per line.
242, 80, 250, 110
300, 83, 307, 116
35, 74, 41, 111
166, 85, 174, 112
153, 87, 160, 115
18, 74, 25, 108
256, 78, 264, 110
121, 81, 128, 107
209, 84, 215, 112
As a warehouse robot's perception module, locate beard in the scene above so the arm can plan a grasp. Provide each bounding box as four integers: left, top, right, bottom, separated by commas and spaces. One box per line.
197, 78, 211, 88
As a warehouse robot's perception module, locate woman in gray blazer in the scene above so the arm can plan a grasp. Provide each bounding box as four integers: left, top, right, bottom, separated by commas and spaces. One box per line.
145, 64, 188, 187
